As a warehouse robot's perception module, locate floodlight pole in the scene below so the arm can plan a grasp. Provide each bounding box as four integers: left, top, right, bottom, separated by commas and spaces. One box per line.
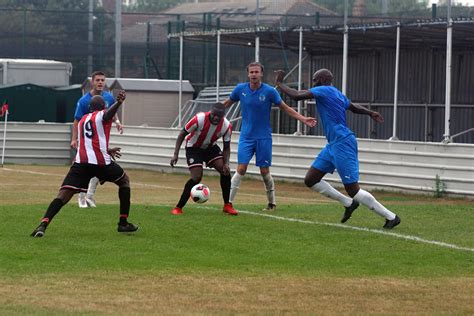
381, 0, 388, 15
216, 30, 221, 102
87, 0, 93, 75
443, 0, 453, 143
255, 35, 260, 62
255, 0, 260, 62
114, 0, 121, 78
342, 0, 349, 94
389, 23, 401, 141
178, 32, 184, 128
295, 26, 303, 135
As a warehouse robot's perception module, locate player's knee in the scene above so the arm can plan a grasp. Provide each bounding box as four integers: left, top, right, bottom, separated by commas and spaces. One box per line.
117, 174, 130, 188
236, 166, 247, 176
57, 188, 74, 204
191, 175, 202, 183
304, 175, 319, 188
344, 183, 360, 198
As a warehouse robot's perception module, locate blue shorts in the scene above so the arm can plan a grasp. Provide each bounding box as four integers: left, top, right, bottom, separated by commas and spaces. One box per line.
237, 138, 272, 167
311, 135, 359, 184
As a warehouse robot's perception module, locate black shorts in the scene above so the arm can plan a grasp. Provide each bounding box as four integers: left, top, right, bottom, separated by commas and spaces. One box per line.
185, 145, 223, 169
60, 162, 125, 192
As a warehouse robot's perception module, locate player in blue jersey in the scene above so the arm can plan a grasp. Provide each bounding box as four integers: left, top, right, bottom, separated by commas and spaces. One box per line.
223, 62, 316, 211
275, 68, 400, 229
70, 71, 124, 208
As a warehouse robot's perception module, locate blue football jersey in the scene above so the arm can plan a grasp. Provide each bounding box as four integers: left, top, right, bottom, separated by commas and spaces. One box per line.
309, 86, 354, 143
229, 82, 282, 139
74, 91, 115, 121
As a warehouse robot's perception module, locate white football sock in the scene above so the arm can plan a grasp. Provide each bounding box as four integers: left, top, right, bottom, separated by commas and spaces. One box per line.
262, 173, 276, 205
311, 180, 352, 207
78, 192, 87, 208
353, 189, 396, 220
86, 177, 99, 198
229, 172, 243, 203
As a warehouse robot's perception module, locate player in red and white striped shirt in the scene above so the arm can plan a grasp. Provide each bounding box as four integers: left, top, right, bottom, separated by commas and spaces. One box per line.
31, 91, 139, 237
170, 102, 237, 215
76, 109, 113, 166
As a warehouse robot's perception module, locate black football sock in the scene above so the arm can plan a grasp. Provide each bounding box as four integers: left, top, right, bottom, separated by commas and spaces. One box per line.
220, 174, 231, 204
41, 198, 65, 224
177, 179, 198, 208
118, 186, 131, 224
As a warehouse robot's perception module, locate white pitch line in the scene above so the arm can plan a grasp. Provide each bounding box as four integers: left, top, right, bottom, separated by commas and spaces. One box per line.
198, 205, 474, 253
2, 167, 329, 203
1, 167, 64, 177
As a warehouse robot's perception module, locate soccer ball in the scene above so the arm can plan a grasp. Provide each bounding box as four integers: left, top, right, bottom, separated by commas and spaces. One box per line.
190, 184, 210, 203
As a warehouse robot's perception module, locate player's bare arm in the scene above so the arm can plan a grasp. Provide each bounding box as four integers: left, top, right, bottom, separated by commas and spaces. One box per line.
274, 70, 313, 101
70, 119, 79, 149
103, 90, 126, 122
170, 129, 189, 167
222, 141, 231, 176
348, 103, 384, 123
222, 98, 235, 108
113, 114, 123, 134
279, 101, 317, 128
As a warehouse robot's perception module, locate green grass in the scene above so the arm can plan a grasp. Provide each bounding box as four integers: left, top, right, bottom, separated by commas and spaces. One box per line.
2, 202, 473, 279
1, 166, 473, 314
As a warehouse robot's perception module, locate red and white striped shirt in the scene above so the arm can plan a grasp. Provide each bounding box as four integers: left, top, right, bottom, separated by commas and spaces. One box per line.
75, 110, 112, 165
185, 112, 232, 149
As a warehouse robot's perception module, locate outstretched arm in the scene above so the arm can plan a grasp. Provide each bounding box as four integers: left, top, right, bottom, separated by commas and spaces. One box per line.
170, 129, 189, 167
113, 115, 123, 134
103, 90, 126, 122
274, 70, 313, 101
279, 101, 317, 128
348, 103, 384, 123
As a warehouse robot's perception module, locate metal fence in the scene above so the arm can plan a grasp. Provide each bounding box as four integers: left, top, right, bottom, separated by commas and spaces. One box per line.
0, 5, 473, 143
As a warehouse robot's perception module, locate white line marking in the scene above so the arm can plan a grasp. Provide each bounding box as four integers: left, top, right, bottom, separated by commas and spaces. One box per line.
198, 205, 474, 253
4, 167, 474, 253
1, 167, 329, 203
1, 167, 64, 177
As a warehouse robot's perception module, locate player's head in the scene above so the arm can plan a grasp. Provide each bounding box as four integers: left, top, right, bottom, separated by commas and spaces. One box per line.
312, 68, 333, 86
89, 95, 106, 112
91, 71, 106, 92
209, 102, 226, 125
246, 62, 264, 84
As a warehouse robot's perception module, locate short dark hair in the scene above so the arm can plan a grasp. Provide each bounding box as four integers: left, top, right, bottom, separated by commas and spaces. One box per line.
91, 71, 106, 80
246, 62, 264, 73
212, 102, 225, 111
89, 95, 106, 112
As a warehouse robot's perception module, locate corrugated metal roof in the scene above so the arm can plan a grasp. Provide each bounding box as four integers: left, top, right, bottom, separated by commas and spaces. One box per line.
170, 18, 474, 55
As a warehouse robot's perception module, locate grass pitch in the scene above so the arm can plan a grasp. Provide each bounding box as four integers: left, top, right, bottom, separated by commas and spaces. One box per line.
0, 165, 473, 315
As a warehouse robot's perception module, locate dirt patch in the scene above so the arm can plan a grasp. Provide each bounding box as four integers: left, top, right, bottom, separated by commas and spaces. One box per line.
1, 165, 468, 206
0, 274, 472, 314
